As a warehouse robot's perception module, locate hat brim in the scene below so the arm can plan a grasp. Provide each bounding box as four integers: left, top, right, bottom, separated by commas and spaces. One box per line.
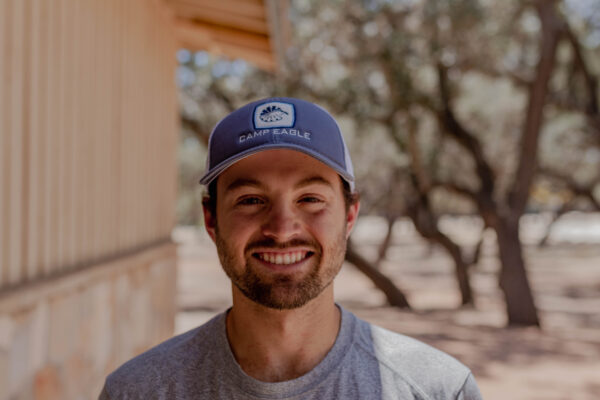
199, 144, 355, 190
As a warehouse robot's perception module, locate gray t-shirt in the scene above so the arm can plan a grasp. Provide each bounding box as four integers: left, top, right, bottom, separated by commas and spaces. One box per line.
100, 307, 482, 399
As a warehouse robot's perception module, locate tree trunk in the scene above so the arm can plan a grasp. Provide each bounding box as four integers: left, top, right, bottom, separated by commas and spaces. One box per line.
376, 216, 396, 266
494, 218, 540, 326
407, 197, 475, 306
494, 1, 560, 327
508, 1, 561, 216
345, 243, 411, 309
411, 222, 474, 306
435, 234, 474, 306
470, 226, 486, 265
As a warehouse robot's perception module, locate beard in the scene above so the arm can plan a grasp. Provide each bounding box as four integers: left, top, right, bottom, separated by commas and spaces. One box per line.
215, 228, 348, 310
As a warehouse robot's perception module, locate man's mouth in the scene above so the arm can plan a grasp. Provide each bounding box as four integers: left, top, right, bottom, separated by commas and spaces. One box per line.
253, 251, 313, 265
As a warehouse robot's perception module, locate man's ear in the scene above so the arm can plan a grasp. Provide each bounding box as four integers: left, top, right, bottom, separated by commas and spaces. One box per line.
345, 200, 360, 239
202, 198, 217, 243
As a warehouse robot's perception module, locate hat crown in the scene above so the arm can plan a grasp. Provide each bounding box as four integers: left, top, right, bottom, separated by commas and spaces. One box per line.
200, 97, 355, 190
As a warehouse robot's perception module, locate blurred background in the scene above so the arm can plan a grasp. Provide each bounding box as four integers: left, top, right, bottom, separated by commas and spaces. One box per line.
1, 0, 599, 399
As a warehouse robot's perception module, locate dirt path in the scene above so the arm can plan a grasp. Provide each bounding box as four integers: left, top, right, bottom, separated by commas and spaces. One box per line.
174, 215, 600, 400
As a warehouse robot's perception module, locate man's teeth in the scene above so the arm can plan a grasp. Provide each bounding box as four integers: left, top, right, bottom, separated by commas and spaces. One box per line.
259, 252, 307, 265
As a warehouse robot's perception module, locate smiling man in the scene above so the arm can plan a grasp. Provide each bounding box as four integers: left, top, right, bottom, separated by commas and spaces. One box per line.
100, 97, 482, 399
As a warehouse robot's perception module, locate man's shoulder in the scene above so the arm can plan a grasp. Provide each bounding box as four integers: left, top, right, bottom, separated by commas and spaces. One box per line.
106, 325, 201, 381
368, 323, 470, 373
101, 312, 225, 398
351, 316, 478, 399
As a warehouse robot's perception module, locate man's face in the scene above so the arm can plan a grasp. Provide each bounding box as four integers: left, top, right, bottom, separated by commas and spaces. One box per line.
203, 149, 359, 310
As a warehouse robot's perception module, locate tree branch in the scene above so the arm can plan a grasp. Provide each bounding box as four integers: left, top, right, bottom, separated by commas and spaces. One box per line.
563, 22, 599, 117
430, 180, 479, 204
405, 192, 474, 305
345, 242, 411, 308
507, 1, 562, 217
538, 201, 573, 247
376, 216, 396, 266
435, 64, 497, 205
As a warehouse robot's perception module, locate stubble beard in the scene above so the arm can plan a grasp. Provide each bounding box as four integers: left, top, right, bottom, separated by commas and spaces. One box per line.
215, 227, 348, 310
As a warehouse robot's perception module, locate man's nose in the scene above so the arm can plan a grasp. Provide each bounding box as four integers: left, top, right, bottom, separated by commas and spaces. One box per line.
261, 202, 301, 242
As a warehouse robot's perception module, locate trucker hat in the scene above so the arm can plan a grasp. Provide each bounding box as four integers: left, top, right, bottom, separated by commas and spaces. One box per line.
199, 97, 355, 190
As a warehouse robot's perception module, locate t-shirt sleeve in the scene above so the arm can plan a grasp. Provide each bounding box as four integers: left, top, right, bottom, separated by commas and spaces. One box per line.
455, 373, 483, 400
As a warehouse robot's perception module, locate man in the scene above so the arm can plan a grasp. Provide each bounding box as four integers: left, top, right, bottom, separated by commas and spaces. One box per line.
100, 97, 482, 399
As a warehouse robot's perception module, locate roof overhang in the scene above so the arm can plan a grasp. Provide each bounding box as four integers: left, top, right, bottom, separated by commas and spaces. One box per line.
164, 0, 288, 71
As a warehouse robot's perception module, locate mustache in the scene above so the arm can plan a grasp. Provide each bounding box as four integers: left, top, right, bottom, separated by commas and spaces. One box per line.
246, 238, 319, 252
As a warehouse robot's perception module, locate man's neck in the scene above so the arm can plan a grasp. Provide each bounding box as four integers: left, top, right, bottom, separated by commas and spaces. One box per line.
226, 287, 341, 382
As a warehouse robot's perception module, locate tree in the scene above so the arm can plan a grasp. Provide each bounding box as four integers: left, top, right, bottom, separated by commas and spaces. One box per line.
176, 0, 600, 326
282, 0, 599, 326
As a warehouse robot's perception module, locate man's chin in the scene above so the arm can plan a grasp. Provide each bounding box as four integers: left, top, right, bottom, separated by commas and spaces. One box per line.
237, 278, 323, 310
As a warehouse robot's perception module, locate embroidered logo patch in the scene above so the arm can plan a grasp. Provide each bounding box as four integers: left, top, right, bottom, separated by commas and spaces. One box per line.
253, 102, 295, 129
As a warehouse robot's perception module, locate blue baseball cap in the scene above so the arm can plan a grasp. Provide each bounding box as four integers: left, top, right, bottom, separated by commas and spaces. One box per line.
199, 97, 355, 190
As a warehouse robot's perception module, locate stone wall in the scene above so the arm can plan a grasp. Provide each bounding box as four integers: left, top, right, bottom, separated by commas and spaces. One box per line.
0, 242, 177, 400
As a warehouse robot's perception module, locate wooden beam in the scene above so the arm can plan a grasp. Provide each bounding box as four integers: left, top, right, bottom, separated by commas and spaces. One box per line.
175, 18, 275, 70
167, 0, 265, 19
167, 0, 269, 35
179, 18, 270, 51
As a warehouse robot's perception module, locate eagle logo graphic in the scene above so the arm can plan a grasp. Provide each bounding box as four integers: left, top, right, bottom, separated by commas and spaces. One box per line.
259, 105, 289, 122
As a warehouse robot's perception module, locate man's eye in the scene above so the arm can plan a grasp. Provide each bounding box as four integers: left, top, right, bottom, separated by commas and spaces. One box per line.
299, 196, 322, 204
237, 197, 263, 206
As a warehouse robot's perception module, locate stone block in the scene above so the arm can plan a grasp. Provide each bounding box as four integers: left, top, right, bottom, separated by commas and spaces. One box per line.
129, 285, 151, 349
75, 286, 93, 361
33, 365, 63, 400
149, 259, 176, 341
30, 301, 49, 372
0, 245, 177, 400
64, 353, 92, 400
87, 280, 112, 373
113, 274, 134, 361
48, 293, 78, 364
0, 316, 15, 352
128, 263, 147, 289
9, 310, 33, 396
90, 378, 106, 400
0, 349, 8, 400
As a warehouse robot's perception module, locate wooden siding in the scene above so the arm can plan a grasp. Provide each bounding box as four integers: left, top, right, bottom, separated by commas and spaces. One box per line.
0, 0, 179, 291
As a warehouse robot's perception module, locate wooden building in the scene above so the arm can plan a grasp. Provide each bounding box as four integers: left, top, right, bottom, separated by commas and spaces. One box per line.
0, 1, 285, 398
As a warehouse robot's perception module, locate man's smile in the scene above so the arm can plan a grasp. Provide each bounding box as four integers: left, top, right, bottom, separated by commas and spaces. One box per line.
253, 250, 314, 266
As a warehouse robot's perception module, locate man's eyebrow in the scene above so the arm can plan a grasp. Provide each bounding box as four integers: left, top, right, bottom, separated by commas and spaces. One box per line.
225, 178, 264, 193
225, 176, 334, 192
295, 176, 335, 189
